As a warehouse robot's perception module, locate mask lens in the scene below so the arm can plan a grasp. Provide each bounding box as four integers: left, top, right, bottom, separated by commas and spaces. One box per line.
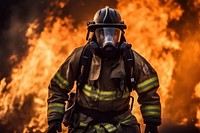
95, 27, 121, 47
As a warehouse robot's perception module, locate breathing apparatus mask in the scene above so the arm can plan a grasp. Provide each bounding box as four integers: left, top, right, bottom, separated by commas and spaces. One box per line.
94, 27, 122, 58
86, 6, 128, 59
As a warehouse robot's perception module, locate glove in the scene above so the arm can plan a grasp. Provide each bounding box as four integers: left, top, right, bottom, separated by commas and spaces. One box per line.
47, 121, 62, 133
145, 124, 158, 133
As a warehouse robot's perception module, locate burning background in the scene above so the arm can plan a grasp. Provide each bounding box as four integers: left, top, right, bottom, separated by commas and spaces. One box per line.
0, 0, 199, 132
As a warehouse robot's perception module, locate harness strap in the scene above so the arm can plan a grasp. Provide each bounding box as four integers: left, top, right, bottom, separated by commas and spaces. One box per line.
77, 44, 93, 89
123, 47, 136, 91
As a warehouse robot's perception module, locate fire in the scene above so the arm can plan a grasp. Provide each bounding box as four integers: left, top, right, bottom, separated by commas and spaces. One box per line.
194, 82, 200, 127
117, 0, 182, 126
0, 0, 200, 132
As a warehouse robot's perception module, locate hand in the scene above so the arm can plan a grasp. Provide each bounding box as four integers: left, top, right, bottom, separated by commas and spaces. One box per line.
145, 124, 158, 133
47, 121, 62, 133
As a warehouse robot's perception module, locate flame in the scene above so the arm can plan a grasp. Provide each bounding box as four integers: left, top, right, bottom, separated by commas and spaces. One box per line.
194, 82, 200, 127
0, 0, 200, 132
117, 0, 182, 126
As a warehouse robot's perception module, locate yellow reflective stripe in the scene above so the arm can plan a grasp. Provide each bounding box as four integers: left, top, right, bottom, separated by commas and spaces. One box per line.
48, 108, 64, 114
55, 72, 69, 86
52, 78, 66, 89
138, 82, 159, 93
143, 112, 161, 117
137, 76, 159, 93
141, 105, 161, 117
104, 123, 117, 132
79, 122, 88, 127
141, 105, 161, 111
85, 85, 114, 95
137, 77, 158, 88
120, 114, 133, 125
48, 103, 65, 114
81, 122, 117, 132
83, 84, 129, 101
83, 87, 98, 99
94, 125, 102, 133
48, 103, 65, 108
52, 72, 69, 89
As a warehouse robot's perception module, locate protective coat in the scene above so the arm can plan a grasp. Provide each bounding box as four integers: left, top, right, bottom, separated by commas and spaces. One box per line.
47, 46, 161, 132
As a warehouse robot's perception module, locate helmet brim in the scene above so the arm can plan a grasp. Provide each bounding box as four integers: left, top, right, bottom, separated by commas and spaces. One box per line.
88, 23, 127, 31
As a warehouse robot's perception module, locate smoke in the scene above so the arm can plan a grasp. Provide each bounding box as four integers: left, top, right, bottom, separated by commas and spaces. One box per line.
0, 0, 49, 80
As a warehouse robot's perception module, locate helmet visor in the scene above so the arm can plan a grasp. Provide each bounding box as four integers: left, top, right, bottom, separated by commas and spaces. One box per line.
95, 27, 122, 47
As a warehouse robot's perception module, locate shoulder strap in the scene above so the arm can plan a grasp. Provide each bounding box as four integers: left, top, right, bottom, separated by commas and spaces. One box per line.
77, 44, 93, 89
123, 45, 136, 92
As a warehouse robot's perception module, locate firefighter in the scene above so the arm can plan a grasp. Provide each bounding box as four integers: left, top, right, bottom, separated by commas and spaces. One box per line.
47, 6, 161, 133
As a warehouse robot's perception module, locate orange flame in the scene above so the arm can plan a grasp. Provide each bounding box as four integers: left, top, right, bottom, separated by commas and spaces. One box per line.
194, 82, 200, 127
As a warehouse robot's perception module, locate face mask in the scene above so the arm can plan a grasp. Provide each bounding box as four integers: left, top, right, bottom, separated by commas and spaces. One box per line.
95, 27, 122, 59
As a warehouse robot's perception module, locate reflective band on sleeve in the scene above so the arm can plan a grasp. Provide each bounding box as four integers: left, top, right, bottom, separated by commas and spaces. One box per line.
48, 103, 65, 108
142, 112, 161, 117
83, 84, 129, 101
48, 109, 65, 114
52, 72, 69, 90
141, 105, 161, 117
48, 103, 65, 114
120, 114, 133, 125
136, 76, 159, 94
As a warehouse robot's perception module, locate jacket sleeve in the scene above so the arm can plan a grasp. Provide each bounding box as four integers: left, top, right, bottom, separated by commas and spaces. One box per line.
132, 50, 161, 125
47, 47, 83, 123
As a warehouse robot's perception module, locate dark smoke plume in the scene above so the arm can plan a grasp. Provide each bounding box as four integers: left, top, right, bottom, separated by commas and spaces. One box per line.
0, 0, 49, 80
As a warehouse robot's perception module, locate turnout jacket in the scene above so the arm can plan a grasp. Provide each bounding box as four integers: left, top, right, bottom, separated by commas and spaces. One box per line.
47, 46, 161, 130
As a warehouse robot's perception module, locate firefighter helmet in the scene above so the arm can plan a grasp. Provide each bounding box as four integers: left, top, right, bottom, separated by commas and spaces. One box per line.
87, 6, 128, 59
87, 6, 127, 32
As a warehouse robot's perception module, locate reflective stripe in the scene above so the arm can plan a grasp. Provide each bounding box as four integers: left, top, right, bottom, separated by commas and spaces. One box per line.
94, 125, 103, 133
136, 76, 159, 93
143, 112, 161, 117
52, 72, 69, 90
104, 123, 117, 132
48, 109, 64, 114
141, 105, 161, 117
79, 122, 87, 127
48, 103, 65, 114
141, 105, 161, 111
48, 103, 65, 108
94, 124, 117, 133
83, 84, 129, 101
52, 78, 65, 89
80, 122, 117, 132
120, 114, 133, 125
